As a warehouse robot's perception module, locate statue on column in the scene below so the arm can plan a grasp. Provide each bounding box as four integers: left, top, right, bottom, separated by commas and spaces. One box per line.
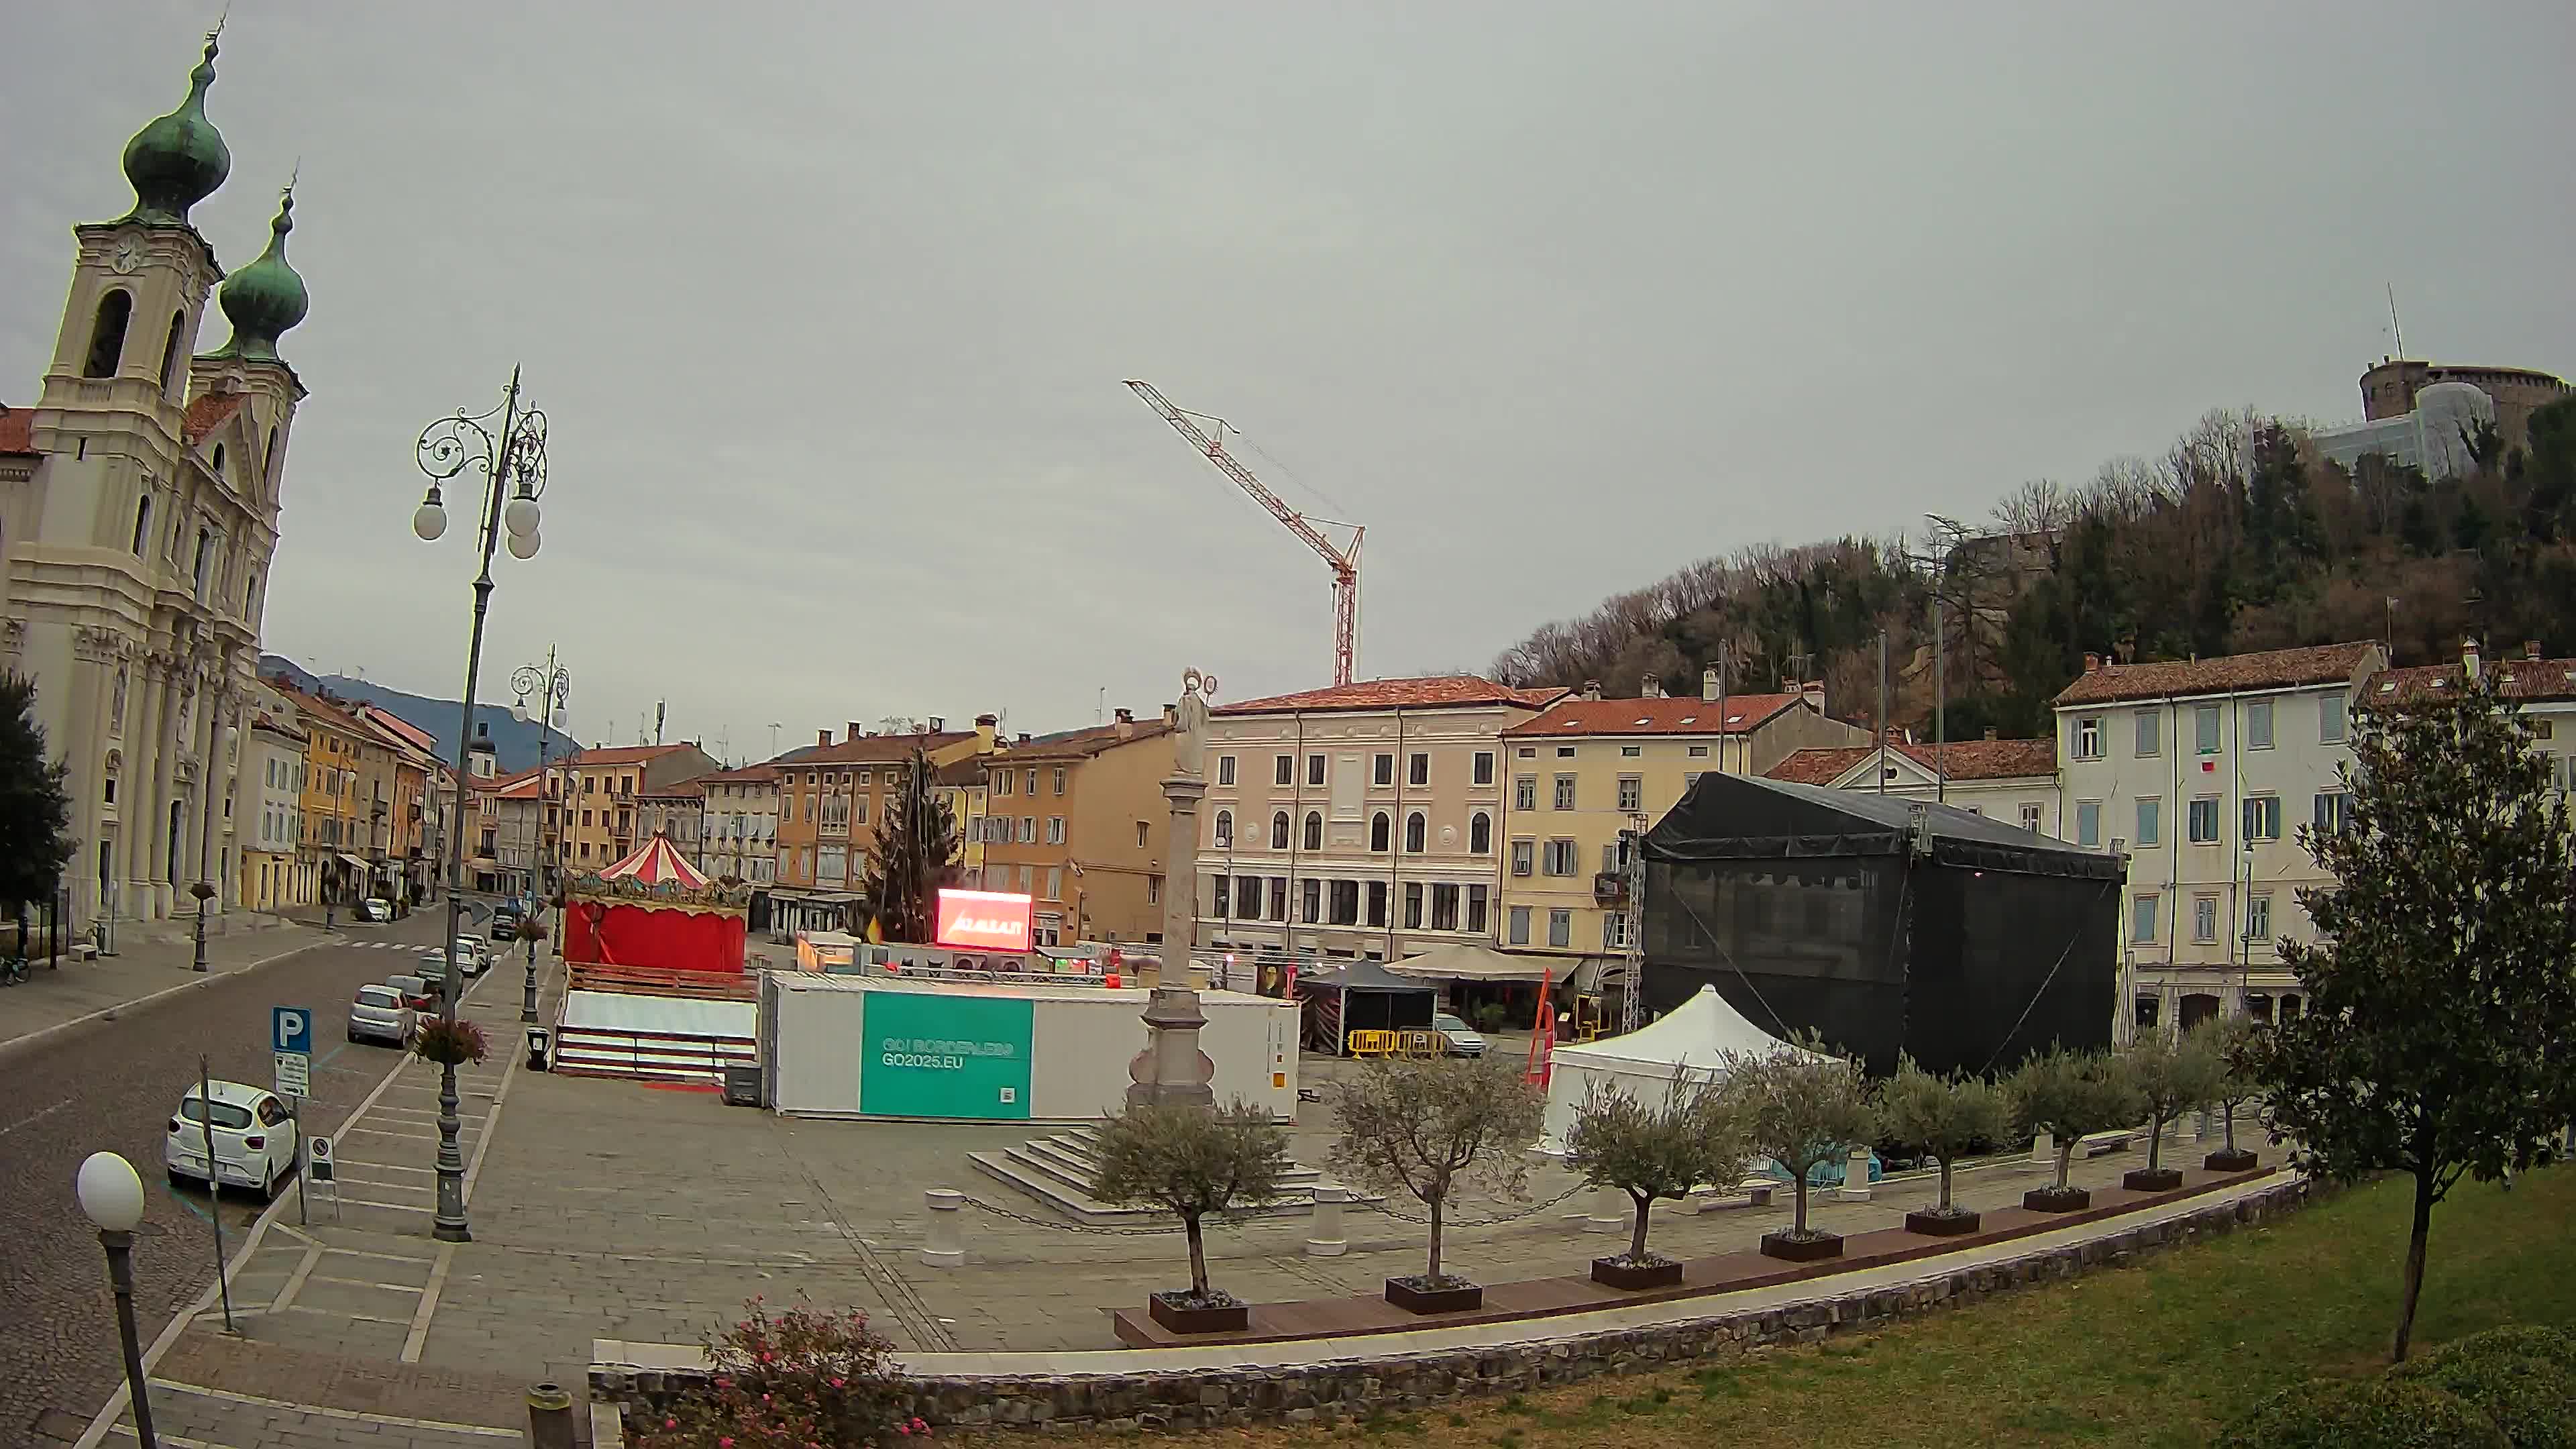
1172, 667, 1216, 780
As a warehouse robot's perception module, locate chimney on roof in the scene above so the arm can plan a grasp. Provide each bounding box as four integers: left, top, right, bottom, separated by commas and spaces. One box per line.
1582, 679, 1602, 702
928, 716, 945, 733
818, 729, 833, 748
848, 721, 865, 741
1984, 727, 1998, 741
1641, 674, 1664, 698
2526, 640, 2542, 662
1114, 707, 1135, 739
1701, 667, 1719, 702
2463, 637, 2481, 682
975, 714, 997, 750
1161, 703, 1177, 728
2084, 652, 2101, 674
1016, 733, 1031, 745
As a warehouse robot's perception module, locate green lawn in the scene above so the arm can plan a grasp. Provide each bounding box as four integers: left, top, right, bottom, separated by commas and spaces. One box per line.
1140, 1166, 2576, 1449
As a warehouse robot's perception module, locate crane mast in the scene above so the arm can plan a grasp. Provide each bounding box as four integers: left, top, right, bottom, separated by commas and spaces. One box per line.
1126, 380, 1364, 686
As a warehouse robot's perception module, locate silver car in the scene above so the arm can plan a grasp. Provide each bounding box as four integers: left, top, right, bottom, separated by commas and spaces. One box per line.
349, 983, 415, 1045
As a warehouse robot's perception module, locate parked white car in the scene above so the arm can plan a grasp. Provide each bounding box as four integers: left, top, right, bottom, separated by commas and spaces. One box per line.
449, 936, 492, 977
165, 1080, 300, 1200
349, 983, 416, 1046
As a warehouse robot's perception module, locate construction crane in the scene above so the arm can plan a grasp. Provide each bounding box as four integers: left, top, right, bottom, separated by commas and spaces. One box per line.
1126, 380, 1364, 686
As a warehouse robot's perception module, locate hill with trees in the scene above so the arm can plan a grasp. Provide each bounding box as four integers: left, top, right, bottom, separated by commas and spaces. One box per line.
1489, 395, 2576, 740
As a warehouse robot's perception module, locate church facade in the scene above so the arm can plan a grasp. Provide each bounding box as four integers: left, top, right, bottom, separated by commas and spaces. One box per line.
0, 30, 311, 935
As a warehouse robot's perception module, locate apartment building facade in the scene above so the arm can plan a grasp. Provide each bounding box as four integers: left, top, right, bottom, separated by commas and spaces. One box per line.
978, 711, 1173, 947
1193, 676, 1566, 961
935, 757, 989, 888
636, 779, 705, 861
558, 742, 719, 874
240, 707, 308, 912
1764, 734, 2061, 836
694, 764, 779, 883
2053, 641, 2386, 1039
770, 720, 992, 936
1497, 678, 1868, 970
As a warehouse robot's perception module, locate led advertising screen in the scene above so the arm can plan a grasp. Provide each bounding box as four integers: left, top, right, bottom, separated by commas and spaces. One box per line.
934, 889, 1035, 952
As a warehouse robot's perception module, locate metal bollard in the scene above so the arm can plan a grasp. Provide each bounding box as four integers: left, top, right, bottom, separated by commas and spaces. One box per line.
919, 1187, 965, 1269
525, 1381, 576, 1449
1584, 1185, 1625, 1233
1835, 1144, 1873, 1201
1304, 1183, 1349, 1257
2031, 1128, 2055, 1169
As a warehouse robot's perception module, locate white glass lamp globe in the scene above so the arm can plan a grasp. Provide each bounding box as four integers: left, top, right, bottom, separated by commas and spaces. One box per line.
413, 500, 448, 542
76, 1150, 146, 1232
512, 701, 529, 724
504, 496, 541, 539
506, 529, 540, 561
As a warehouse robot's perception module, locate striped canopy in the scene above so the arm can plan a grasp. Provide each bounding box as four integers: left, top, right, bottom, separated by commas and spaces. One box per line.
595, 833, 709, 890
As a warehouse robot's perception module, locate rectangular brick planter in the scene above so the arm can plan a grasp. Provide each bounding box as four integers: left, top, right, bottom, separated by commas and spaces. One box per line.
2204, 1148, 2259, 1172
1759, 1230, 1843, 1263
2023, 1186, 2092, 1212
1148, 1293, 1249, 1334
1904, 1208, 1981, 1236
1384, 1277, 1483, 1314
1590, 1256, 1684, 1290
2122, 1167, 2184, 1193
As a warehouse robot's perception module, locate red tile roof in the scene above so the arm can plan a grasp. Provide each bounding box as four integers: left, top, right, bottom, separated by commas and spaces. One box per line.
1503, 693, 1808, 738
1765, 737, 2059, 787
0, 406, 34, 456
934, 757, 987, 787
182, 392, 248, 445
2371, 654, 2576, 704
2051, 643, 2380, 707
780, 731, 976, 766
637, 778, 708, 798
994, 720, 1172, 761
1217, 676, 1567, 716
565, 744, 695, 767
694, 764, 779, 784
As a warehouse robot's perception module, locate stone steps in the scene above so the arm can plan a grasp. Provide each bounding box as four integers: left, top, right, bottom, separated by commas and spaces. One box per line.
967, 1126, 1368, 1226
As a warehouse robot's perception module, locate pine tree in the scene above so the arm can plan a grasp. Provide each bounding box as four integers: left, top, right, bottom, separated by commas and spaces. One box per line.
0, 672, 74, 934
2257, 667, 2576, 1362
859, 749, 959, 943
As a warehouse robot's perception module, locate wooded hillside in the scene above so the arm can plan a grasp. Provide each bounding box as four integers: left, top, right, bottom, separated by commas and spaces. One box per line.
1489, 396, 2576, 740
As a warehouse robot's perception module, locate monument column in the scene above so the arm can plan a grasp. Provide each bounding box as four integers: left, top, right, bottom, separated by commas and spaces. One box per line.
1157, 668, 1216, 985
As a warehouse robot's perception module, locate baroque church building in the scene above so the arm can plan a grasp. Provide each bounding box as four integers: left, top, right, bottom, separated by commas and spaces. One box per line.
0, 31, 309, 935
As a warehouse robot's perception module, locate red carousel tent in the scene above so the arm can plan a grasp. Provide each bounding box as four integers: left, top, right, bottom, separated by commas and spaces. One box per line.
563, 833, 749, 975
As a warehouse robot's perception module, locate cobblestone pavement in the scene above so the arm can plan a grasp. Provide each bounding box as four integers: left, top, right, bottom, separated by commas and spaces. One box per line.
1, 910, 468, 1446
82, 963, 2259, 1446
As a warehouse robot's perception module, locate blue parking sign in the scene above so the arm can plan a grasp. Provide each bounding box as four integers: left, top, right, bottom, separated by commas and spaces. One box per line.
272, 1006, 312, 1055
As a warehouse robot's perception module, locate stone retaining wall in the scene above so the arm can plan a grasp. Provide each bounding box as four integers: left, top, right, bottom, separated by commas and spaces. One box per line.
593, 1178, 2312, 1435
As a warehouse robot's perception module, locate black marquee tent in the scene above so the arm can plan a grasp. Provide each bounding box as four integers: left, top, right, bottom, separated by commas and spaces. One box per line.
1640, 772, 2121, 1077
1297, 958, 1438, 1055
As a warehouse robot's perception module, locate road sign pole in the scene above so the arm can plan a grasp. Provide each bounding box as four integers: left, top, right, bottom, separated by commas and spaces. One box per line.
198, 1056, 235, 1334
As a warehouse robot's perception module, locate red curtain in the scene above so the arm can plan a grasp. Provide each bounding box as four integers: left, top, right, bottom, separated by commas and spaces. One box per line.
565, 902, 745, 974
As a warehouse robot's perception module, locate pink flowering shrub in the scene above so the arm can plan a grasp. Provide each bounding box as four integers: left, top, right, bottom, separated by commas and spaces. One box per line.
629, 1297, 910, 1448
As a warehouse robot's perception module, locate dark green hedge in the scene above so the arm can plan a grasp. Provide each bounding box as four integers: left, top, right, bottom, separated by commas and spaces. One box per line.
2212, 1377, 2510, 1448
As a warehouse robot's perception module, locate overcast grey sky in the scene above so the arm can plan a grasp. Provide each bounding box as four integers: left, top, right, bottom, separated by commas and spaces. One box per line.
6, 3, 2570, 761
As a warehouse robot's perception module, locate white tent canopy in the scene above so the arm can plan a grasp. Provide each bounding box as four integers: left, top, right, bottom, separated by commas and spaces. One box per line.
1384, 942, 1558, 983
1539, 985, 1819, 1150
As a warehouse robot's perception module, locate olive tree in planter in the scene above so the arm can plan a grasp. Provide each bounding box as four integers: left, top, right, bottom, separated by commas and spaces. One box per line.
2119, 1026, 2224, 1191
1327, 1053, 1544, 1313
1723, 1035, 1876, 1263
1090, 1098, 1291, 1334
1879, 1056, 2008, 1236
2007, 1046, 2139, 1212
1564, 1077, 1746, 1289
2196, 1016, 2266, 1171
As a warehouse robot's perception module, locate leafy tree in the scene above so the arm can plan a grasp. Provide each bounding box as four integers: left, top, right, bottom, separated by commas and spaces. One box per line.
0, 673, 74, 931
1564, 1078, 1748, 1264
1091, 1099, 1291, 1305
2256, 669, 2576, 1362
1326, 1055, 1543, 1285
1720, 1034, 1876, 1240
857, 748, 958, 943
2120, 1026, 2224, 1174
2199, 1015, 2267, 1161
2007, 1047, 2140, 1194
1878, 1056, 2007, 1217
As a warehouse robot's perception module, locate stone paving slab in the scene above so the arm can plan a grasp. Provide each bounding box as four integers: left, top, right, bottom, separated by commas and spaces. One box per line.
0, 917, 329, 1057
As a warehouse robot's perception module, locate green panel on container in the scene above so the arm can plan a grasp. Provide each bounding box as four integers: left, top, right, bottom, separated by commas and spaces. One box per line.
860, 991, 1034, 1120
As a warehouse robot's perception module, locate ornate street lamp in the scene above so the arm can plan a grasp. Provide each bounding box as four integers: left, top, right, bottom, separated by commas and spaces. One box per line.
411, 368, 550, 1242
76, 1151, 158, 1449
513, 649, 570, 1024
